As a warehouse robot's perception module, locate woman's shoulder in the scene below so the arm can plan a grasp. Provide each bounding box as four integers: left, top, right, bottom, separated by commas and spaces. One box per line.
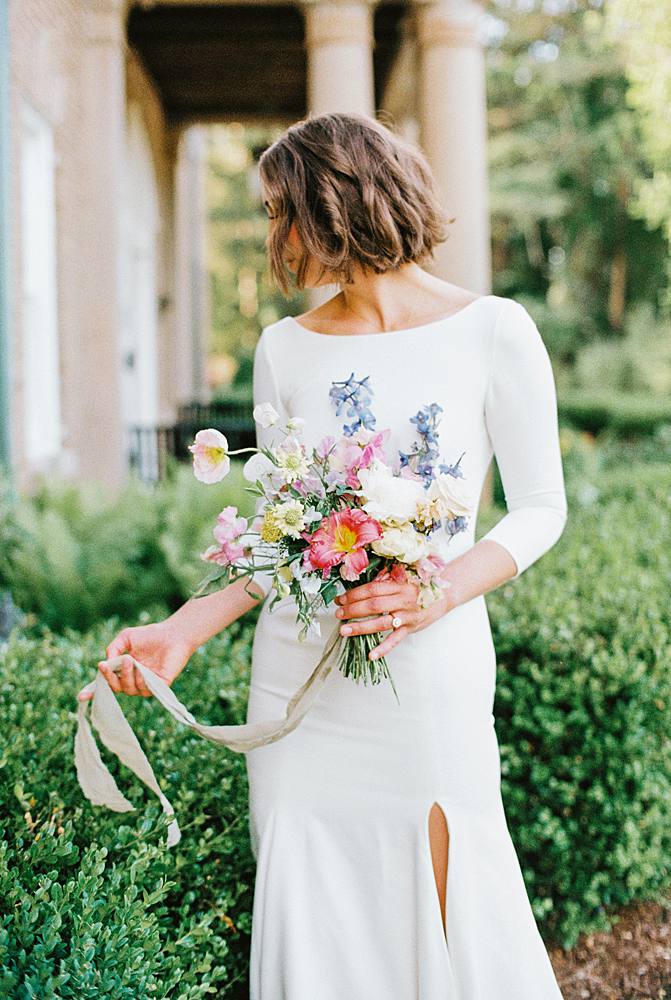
254, 316, 297, 361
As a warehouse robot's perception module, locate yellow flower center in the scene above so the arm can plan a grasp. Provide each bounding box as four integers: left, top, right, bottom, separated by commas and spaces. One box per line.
205, 446, 227, 464
333, 524, 357, 553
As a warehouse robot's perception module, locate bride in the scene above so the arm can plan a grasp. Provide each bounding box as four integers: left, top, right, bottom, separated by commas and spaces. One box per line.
81, 111, 567, 999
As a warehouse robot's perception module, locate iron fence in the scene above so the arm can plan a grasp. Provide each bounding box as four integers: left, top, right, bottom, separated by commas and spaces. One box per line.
128, 399, 256, 484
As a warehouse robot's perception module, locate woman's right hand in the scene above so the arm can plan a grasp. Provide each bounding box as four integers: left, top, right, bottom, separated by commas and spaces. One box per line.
78, 620, 194, 701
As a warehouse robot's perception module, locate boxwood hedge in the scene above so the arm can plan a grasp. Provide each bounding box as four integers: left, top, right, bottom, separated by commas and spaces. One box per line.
1, 450, 670, 995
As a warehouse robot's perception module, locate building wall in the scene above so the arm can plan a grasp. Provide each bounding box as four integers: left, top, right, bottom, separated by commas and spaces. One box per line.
8, 0, 179, 490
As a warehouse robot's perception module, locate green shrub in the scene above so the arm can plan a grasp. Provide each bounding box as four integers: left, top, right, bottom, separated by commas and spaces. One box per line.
479, 460, 671, 947
0, 461, 257, 634
0, 613, 259, 998
558, 391, 671, 437
572, 301, 671, 398
2, 447, 670, 980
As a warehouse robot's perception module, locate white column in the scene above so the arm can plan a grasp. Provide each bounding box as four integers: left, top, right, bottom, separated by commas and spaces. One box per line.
415, 0, 492, 294
300, 0, 377, 306
301, 0, 377, 116
173, 125, 209, 407
76, 0, 127, 487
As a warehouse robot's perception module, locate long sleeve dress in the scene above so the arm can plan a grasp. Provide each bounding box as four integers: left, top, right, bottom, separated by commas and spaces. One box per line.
243, 293, 568, 1000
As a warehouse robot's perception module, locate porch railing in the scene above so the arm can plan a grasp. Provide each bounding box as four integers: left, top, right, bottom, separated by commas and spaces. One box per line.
128, 399, 255, 484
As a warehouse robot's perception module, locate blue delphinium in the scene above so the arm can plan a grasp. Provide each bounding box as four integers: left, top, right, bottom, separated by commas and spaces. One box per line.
400, 402, 445, 487
329, 372, 376, 436
328, 375, 469, 540
439, 453, 466, 480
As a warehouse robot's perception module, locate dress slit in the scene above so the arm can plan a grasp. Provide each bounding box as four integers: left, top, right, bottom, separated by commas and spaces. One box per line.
421, 796, 459, 994
427, 800, 450, 944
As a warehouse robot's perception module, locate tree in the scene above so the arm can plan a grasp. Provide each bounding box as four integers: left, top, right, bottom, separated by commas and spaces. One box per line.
604, 0, 671, 309
485, 0, 669, 356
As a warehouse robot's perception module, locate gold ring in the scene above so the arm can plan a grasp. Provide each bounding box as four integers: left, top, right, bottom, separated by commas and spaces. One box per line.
391, 615, 402, 629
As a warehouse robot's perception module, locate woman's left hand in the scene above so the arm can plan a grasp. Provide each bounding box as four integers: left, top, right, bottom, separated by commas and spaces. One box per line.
334, 568, 455, 660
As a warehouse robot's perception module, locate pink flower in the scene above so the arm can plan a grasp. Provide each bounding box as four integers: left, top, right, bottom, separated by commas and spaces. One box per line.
213, 505, 248, 545
415, 553, 451, 585
316, 435, 337, 460
399, 465, 425, 482
357, 430, 390, 473
202, 505, 249, 566
188, 428, 230, 483
306, 508, 383, 582
329, 429, 391, 489
202, 541, 246, 566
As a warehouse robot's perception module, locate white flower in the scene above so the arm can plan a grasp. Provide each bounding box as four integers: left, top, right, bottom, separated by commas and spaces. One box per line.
303, 506, 325, 525
286, 416, 306, 434
242, 451, 275, 482
272, 498, 307, 539
299, 574, 321, 597
253, 402, 280, 428
275, 436, 311, 484
188, 428, 230, 484
427, 473, 475, 519
371, 523, 430, 563
290, 558, 322, 596
358, 458, 426, 524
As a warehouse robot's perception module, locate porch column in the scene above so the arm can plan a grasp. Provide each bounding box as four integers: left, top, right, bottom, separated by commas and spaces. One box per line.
301, 0, 377, 116
415, 0, 491, 294
299, 0, 377, 305
173, 125, 209, 407
77, 0, 126, 487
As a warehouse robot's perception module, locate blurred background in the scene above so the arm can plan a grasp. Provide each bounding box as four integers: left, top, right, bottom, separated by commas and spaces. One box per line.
1, 2, 671, 997
3, 0, 670, 494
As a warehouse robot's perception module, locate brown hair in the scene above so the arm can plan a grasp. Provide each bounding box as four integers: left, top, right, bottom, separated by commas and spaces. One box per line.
258, 111, 454, 295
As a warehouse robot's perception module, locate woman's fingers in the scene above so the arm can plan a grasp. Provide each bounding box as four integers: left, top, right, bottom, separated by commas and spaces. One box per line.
369, 624, 409, 659
335, 579, 399, 605
96, 653, 152, 697
134, 670, 154, 697
339, 612, 416, 638
119, 656, 140, 696
106, 628, 132, 660
337, 586, 418, 620
97, 660, 122, 694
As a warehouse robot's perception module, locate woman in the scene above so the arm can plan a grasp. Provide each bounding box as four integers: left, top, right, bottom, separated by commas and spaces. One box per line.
92, 112, 567, 998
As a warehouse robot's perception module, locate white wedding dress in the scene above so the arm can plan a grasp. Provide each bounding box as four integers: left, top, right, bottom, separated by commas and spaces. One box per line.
244, 294, 567, 999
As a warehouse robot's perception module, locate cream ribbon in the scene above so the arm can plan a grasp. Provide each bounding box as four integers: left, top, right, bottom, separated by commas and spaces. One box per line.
75, 621, 344, 848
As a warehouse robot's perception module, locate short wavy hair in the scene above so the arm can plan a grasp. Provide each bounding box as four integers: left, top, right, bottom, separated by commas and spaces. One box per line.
258, 111, 454, 294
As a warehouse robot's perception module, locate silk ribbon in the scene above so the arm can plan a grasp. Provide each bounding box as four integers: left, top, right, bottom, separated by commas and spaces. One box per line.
74, 621, 343, 847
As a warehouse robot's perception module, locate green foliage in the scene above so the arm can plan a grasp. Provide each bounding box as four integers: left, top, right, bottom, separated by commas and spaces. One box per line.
605, 0, 671, 305
572, 300, 671, 396
206, 126, 306, 391
2, 439, 671, 974
486, 2, 669, 331
478, 455, 671, 948
0, 461, 257, 633
0, 615, 257, 998
558, 394, 671, 437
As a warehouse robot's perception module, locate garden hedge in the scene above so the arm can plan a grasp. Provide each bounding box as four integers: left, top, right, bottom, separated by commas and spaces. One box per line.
1, 441, 670, 996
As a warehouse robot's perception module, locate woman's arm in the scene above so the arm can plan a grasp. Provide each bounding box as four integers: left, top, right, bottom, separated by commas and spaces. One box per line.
477, 297, 568, 580
164, 574, 265, 655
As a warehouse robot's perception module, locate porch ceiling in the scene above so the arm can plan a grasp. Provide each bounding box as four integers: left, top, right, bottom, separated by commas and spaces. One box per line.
126, 2, 408, 126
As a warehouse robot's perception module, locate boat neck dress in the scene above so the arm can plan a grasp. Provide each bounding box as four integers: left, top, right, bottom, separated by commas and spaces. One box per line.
244, 293, 568, 1000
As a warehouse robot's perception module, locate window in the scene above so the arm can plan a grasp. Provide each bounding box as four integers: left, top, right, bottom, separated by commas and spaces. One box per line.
20, 101, 62, 468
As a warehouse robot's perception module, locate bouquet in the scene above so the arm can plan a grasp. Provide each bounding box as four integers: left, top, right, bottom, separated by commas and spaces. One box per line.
189, 371, 474, 703
74, 371, 477, 847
